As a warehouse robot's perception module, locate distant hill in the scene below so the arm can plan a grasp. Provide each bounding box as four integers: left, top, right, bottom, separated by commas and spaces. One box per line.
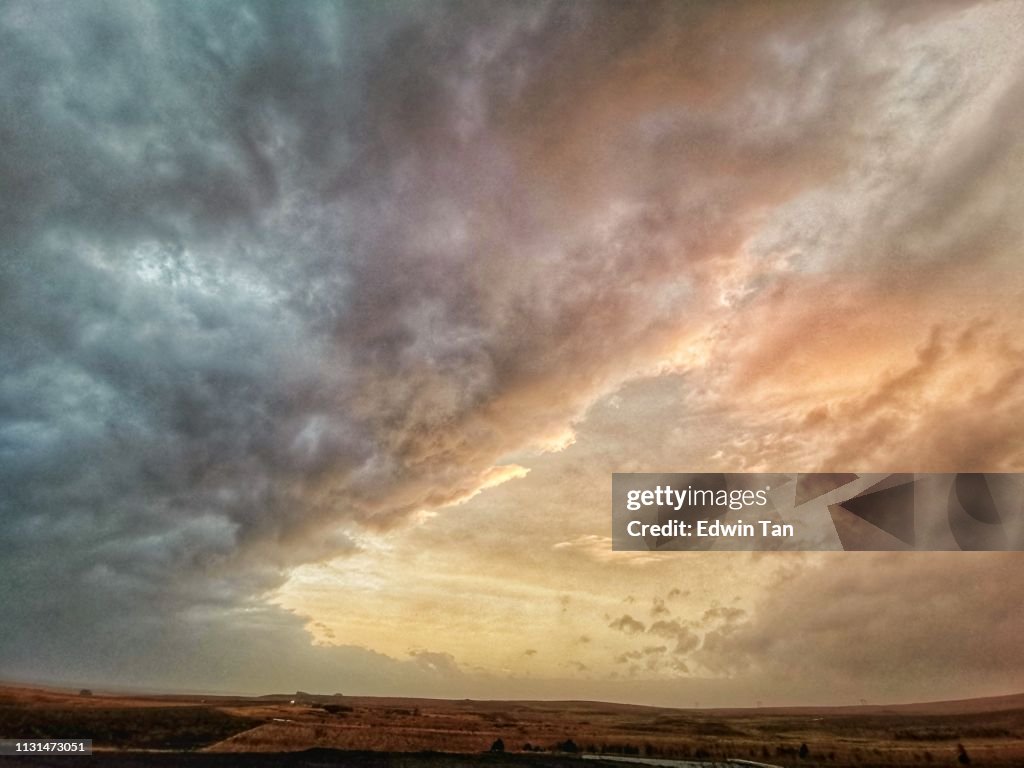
3, 680, 1024, 717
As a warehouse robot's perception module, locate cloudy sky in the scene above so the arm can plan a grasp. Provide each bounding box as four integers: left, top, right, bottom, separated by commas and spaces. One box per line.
2, 0, 1023, 707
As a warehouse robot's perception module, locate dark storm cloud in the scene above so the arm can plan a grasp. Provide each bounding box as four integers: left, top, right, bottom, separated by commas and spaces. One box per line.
1, 0, 1020, 694
0, 0, 812, 681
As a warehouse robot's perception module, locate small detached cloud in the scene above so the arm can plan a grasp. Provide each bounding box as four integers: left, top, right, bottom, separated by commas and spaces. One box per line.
609, 615, 646, 635
409, 650, 464, 677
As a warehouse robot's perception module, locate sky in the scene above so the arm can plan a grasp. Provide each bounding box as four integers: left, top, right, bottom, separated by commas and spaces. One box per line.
1, 0, 1024, 708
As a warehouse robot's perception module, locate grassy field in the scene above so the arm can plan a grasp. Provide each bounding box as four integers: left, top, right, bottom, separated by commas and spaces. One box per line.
1, 684, 1023, 767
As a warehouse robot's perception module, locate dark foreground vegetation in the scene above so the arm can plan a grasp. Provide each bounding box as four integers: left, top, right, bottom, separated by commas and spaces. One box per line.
0, 705, 256, 750
0, 749, 591, 768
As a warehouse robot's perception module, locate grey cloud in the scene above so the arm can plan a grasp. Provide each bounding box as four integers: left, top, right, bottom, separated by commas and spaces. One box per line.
608, 615, 645, 635
695, 554, 1024, 702
648, 620, 686, 637
2, 0, 1018, 692
647, 620, 700, 656
700, 605, 746, 626
614, 645, 670, 674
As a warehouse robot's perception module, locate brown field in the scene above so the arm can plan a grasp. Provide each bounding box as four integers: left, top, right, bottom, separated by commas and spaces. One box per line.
1, 683, 1023, 767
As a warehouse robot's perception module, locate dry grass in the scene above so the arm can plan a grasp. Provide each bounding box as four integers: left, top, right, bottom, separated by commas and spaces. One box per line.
2, 684, 1023, 766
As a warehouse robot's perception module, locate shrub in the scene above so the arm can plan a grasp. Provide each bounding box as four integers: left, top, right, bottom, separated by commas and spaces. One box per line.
556, 739, 579, 753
